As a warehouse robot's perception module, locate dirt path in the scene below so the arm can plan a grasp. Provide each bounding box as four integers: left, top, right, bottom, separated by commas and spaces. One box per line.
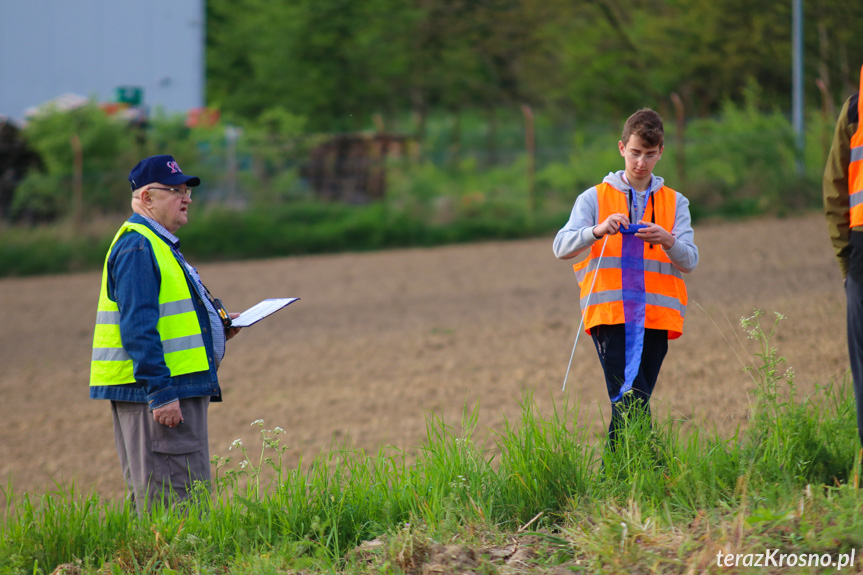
0, 212, 849, 502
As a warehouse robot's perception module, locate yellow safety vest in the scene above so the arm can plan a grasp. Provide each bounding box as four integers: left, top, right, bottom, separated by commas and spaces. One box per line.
850, 64, 863, 228
90, 223, 209, 386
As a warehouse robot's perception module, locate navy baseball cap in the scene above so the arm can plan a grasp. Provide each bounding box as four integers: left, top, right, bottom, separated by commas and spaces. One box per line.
128, 155, 201, 191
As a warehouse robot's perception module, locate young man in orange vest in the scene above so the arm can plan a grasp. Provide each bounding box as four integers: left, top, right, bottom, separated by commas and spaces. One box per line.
553, 108, 699, 448
823, 64, 863, 448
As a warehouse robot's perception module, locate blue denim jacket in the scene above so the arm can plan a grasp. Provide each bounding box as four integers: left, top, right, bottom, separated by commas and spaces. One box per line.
89, 214, 222, 409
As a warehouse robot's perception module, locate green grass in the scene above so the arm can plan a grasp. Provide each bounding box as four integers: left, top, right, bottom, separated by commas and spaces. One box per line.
2, 311, 862, 574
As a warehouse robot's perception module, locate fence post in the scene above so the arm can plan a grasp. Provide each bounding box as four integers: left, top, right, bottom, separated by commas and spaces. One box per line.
670, 93, 686, 187
521, 104, 535, 216
225, 125, 240, 205
71, 132, 83, 231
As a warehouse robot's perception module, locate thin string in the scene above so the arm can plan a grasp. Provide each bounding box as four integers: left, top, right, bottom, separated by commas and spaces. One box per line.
562, 233, 609, 392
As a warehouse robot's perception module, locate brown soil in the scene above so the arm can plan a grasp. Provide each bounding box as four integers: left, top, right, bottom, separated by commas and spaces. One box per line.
0, 212, 849, 504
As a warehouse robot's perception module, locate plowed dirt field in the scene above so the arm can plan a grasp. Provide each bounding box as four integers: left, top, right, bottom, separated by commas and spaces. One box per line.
0, 212, 850, 503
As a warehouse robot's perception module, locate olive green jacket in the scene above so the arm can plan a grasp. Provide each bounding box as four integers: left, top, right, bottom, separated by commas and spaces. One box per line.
823, 93, 860, 278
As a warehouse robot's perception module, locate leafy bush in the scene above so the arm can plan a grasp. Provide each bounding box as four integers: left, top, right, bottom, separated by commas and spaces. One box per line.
13, 103, 137, 221
535, 130, 625, 197
0, 98, 832, 277
178, 200, 563, 264
0, 222, 112, 276
682, 92, 807, 219
9, 104, 315, 226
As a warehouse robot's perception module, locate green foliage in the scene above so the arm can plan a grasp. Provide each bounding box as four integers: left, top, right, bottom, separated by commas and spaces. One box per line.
12, 104, 136, 221
237, 108, 312, 206
0, 223, 113, 277
206, 0, 863, 130
0, 484, 134, 573
737, 310, 859, 487
9, 173, 70, 223
0, 97, 835, 278
535, 129, 626, 195
176, 199, 560, 265
492, 399, 594, 525
681, 85, 816, 219
591, 310, 859, 515
207, 0, 421, 130
136, 112, 235, 201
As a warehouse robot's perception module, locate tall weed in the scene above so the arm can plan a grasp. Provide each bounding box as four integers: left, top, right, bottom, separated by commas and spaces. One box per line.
736, 310, 859, 487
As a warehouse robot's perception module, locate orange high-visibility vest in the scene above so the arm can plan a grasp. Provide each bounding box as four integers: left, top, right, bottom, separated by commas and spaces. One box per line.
573, 182, 688, 338
850, 64, 863, 227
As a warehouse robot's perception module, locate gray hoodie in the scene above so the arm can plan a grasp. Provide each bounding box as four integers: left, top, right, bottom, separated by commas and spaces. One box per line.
552, 170, 698, 274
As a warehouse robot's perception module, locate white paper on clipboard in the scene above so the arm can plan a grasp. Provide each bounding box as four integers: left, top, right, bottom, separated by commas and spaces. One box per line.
231, 298, 299, 328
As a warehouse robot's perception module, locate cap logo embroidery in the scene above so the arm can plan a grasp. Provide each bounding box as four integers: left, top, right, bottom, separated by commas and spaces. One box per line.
167, 160, 182, 174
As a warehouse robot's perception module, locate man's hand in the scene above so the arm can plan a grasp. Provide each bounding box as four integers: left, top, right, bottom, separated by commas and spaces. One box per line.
153, 400, 183, 428
226, 312, 242, 340
634, 221, 675, 249
593, 213, 631, 238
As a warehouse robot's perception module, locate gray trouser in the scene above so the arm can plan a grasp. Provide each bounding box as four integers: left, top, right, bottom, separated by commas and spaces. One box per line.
111, 396, 211, 513
846, 276, 863, 447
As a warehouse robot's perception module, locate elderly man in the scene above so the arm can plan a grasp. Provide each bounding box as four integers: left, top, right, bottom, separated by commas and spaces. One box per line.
90, 155, 240, 512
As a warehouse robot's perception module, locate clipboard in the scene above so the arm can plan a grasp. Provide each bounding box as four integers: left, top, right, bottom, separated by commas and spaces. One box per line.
230, 298, 299, 328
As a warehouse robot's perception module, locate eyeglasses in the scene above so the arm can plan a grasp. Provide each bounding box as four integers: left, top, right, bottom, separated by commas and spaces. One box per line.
626, 150, 661, 162
149, 186, 192, 198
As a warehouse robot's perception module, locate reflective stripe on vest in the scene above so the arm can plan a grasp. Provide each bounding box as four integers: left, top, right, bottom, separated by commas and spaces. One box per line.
572, 182, 688, 339
90, 223, 209, 386
849, 64, 863, 227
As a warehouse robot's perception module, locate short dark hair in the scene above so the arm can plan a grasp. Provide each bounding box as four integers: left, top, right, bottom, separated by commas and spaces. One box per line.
621, 108, 664, 149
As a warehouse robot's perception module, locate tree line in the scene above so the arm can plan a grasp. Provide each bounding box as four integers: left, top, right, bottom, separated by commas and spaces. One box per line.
206, 0, 863, 133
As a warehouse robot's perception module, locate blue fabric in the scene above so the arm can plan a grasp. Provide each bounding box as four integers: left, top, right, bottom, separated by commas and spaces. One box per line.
128, 155, 200, 189
90, 214, 221, 409
615, 232, 646, 401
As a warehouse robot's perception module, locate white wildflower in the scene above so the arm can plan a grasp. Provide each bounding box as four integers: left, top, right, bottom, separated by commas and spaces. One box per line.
230, 439, 243, 450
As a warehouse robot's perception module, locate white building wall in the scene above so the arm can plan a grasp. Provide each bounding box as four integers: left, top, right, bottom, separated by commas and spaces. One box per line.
0, 0, 204, 120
